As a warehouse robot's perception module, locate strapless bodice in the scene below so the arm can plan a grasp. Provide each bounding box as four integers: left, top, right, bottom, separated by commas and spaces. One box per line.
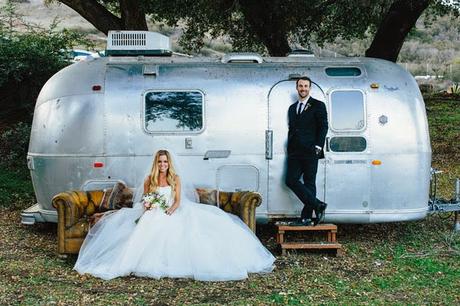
157, 186, 173, 205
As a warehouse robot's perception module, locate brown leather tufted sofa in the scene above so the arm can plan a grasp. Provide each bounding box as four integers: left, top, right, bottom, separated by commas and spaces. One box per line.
215, 191, 262, 233
52, 189, 262, 255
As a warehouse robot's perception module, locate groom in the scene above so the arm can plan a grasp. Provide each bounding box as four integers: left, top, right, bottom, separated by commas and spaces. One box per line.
286, 76, 328, 226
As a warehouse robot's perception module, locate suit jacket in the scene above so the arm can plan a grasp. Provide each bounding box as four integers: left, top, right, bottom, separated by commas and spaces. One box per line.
287, 97, 328, 159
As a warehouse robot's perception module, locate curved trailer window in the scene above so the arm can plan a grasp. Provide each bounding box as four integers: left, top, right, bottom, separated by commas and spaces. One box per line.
330, 137, 367, 152
144, 91, 204, 133
325, 67, 362, 77
330, 90, 365, 131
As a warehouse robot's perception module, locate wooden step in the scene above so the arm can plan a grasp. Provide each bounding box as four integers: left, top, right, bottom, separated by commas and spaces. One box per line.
276, 223, 337, 231
281, 242, 342, 250
276, 222, 342, 256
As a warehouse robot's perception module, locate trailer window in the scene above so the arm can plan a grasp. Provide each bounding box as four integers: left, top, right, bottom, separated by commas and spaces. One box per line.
330, 137, 366, 152
144, 91, 204, 133
330, 90, 365, 131
325, 67, 362, 77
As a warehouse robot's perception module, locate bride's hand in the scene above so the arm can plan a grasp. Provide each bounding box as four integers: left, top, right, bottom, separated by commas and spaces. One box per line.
165, 204, 178, 216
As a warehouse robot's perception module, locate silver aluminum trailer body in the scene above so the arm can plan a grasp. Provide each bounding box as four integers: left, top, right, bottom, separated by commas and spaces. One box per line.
23, 55, 431, 224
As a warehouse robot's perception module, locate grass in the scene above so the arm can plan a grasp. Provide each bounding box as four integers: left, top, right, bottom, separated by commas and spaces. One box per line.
0, 95, 459, 305
426, 96, 460, 199
4, 216, 457, 305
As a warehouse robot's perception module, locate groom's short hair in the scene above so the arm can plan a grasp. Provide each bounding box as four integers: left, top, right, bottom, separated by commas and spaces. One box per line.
296, 76, 312, 87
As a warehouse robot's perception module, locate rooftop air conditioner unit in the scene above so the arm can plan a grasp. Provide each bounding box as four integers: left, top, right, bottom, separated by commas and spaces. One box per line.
106, 31, 172, 56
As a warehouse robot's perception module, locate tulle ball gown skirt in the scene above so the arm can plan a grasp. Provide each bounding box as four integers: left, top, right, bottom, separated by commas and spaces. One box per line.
74, 203, 275, 281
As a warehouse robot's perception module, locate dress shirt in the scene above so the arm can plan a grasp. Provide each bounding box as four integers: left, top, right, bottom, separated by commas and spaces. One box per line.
297, 96, 310, 114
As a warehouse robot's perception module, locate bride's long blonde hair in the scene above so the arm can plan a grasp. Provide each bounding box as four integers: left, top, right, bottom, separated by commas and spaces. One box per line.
147, 150, 177, 194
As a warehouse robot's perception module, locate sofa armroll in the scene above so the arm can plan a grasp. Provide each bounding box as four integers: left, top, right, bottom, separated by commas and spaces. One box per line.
236, 192, 262, 233
52, 190, 103, 254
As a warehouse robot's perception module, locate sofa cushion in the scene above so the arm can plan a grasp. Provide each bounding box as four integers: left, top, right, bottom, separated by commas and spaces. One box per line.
195, 188, 217, 206
99, 182, 133, 211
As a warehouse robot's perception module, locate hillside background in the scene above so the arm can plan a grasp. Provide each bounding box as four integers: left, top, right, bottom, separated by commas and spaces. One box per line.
3, 0, 460, 89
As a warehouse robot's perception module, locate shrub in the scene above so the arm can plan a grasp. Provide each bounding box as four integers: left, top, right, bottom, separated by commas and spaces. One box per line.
0, 122, 31, 175
0, 122, 35, 209
0, 1, 90, 122
0, 164, 35, 209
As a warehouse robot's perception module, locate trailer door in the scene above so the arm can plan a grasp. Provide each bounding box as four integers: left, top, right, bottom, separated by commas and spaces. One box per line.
267, 81, 327, 217
324, 89, 370, 223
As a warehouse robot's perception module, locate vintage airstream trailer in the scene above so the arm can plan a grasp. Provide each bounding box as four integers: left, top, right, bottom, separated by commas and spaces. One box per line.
22, 31, 432, 225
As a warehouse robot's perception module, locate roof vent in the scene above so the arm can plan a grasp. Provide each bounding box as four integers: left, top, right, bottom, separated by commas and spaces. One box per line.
287, 49, 315, 57
221, 52, 263, 63
106, 31, 172, 56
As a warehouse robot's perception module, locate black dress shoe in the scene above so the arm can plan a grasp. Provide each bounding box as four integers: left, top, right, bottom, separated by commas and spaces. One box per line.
314, 201, 327, 225
300, 218, 314, 226
288, 218, 313, 226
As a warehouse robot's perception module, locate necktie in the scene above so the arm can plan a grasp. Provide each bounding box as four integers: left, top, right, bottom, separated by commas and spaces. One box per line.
297, 102, 304, 115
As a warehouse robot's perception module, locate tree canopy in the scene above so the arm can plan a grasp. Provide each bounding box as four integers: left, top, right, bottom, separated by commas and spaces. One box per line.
53, 0, 460, 61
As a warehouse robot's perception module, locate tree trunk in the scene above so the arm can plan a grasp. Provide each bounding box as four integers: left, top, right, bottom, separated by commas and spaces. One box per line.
263, 33, 292, 57
239, 0, 291, 56
58, 0, 148, 35
119, 0, 148, 30
366, 0, 430, 62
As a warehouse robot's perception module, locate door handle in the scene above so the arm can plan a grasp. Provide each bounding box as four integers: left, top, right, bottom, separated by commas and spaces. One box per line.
325, 137, 330, 152
265, 130, 273, 160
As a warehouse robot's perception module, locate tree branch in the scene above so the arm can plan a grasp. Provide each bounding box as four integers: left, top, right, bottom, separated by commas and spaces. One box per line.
58, 0, 123, 35
365, 0, 430, 62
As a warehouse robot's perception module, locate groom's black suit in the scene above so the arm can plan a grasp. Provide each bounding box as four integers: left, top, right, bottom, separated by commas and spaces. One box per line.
286, 96, 328, 220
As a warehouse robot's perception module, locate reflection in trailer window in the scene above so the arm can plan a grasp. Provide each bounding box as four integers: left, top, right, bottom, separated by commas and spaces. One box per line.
330, 90, 365, 131
330, 137, 366, 152
144, 91, 204, 133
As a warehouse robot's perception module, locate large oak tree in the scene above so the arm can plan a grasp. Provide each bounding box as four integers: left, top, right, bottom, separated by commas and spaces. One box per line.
52, 0, 459, 62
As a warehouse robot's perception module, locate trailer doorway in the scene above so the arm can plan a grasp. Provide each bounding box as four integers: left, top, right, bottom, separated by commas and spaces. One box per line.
267, 80, 327, 217
324, 89, 370, 222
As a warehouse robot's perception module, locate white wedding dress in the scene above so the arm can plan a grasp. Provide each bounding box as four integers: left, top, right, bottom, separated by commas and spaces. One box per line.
74, 185, 275, 281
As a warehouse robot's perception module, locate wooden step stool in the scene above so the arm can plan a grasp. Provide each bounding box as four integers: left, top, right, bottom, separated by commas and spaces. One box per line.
276, 223, 342, 256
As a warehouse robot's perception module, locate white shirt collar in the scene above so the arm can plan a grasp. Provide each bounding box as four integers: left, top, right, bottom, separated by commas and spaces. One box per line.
298, 96, 310, 104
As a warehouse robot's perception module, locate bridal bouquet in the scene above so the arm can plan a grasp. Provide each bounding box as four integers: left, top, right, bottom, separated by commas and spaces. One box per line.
143, 191, 169, 211
135, 191, 169, 224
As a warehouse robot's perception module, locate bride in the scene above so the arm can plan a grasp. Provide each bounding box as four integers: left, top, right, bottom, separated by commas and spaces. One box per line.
74, 150, 275, 281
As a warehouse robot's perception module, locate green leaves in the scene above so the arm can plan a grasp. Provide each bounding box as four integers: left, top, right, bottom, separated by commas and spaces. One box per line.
0, 2, 91, 119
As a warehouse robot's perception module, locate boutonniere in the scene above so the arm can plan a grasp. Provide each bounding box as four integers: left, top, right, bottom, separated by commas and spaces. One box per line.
303, 102, 312, 112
